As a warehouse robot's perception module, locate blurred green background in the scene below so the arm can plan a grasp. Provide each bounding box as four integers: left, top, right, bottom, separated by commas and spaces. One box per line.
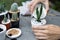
0, 0, 27, 10
0, 0, 60, 12
49, 0, 60, 12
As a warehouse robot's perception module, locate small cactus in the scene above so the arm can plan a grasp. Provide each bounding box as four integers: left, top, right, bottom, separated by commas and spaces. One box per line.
36, 4, 43, 22
12, 13, 18, 21
10, 3, 18, 12
4, 15, 7, 22
0, 3, 5, 13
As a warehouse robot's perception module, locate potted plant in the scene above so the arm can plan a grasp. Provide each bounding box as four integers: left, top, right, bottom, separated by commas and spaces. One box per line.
0, 3, 8, 24
31, 4, 46, 27
32, 3, 47, 19
2, 14, 11, 30
8, 3, 20, 28
0, 24, 6, 40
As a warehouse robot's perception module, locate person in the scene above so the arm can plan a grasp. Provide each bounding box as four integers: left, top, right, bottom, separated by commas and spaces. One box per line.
29, 0, 60, 40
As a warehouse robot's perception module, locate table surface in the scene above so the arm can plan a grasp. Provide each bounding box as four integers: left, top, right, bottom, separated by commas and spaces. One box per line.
6, 9, 60, 40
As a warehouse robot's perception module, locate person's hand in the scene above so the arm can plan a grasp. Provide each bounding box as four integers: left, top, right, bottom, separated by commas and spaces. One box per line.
29, 0, 49, 13
32, 24, 60, 40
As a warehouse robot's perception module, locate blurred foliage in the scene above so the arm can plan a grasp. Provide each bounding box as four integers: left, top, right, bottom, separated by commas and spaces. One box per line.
0, 0, 60, 12
49, 0, 60, 12
0, 0, 27, 10
0, 3, 5, 13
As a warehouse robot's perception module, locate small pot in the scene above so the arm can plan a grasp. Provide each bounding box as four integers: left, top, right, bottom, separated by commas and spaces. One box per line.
2, 19, 11, 30
11, 20, 19, 28
31, 18, 46, 27
31, 19, 46, 40
8, 10, 20, 19
8, 10, 20, 28
0, 11, 8, 24
0, 24, 6, 40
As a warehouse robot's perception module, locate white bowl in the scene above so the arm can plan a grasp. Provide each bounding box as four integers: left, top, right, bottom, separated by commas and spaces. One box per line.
0, 24, 6, 33
6, 28, 21, 39
0, 24, 6, 40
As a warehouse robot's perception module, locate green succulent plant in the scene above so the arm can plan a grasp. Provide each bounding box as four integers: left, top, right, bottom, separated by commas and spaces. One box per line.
12, 13, 18, 20
4, 15, 7, 22
36, 4, 43, 22
0, 3, 5, 13
10, 3, 18, 12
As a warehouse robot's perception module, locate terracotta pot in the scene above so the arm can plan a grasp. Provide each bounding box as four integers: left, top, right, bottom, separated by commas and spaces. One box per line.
2, 19, 11, 30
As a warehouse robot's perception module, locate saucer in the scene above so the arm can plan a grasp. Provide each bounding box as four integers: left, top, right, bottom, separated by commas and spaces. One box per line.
6, 28, 21, 39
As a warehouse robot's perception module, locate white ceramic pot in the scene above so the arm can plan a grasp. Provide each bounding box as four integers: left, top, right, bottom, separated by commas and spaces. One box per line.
0, 24, 6, 40
0, 11, 8, 15
32, 4, 47, 19
31, 18, 46, 27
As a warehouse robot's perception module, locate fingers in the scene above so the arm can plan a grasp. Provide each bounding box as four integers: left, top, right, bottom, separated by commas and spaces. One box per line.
36, 34, 60, 40
34, 32, 47, 37
29, 0, 38, 13
30, 1, 37, 13
28, 0, 48, 13
34, 32, 48, 40
33, 30, 48, 34
33, 29, 49, 40
36, 36, 48, 40
32, 25, 48, 30
47, 34, 60, 40
28, 1, 34, 13
29, 1, 34, 8
32, 24, 60, 40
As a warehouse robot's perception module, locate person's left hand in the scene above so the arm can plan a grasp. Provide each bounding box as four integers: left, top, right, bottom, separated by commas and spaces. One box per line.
28, 0, 49, 13
32, 24, 60, 40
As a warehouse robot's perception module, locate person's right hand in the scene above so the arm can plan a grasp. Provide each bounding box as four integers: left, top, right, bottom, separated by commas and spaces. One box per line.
32, 24, 60, 40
